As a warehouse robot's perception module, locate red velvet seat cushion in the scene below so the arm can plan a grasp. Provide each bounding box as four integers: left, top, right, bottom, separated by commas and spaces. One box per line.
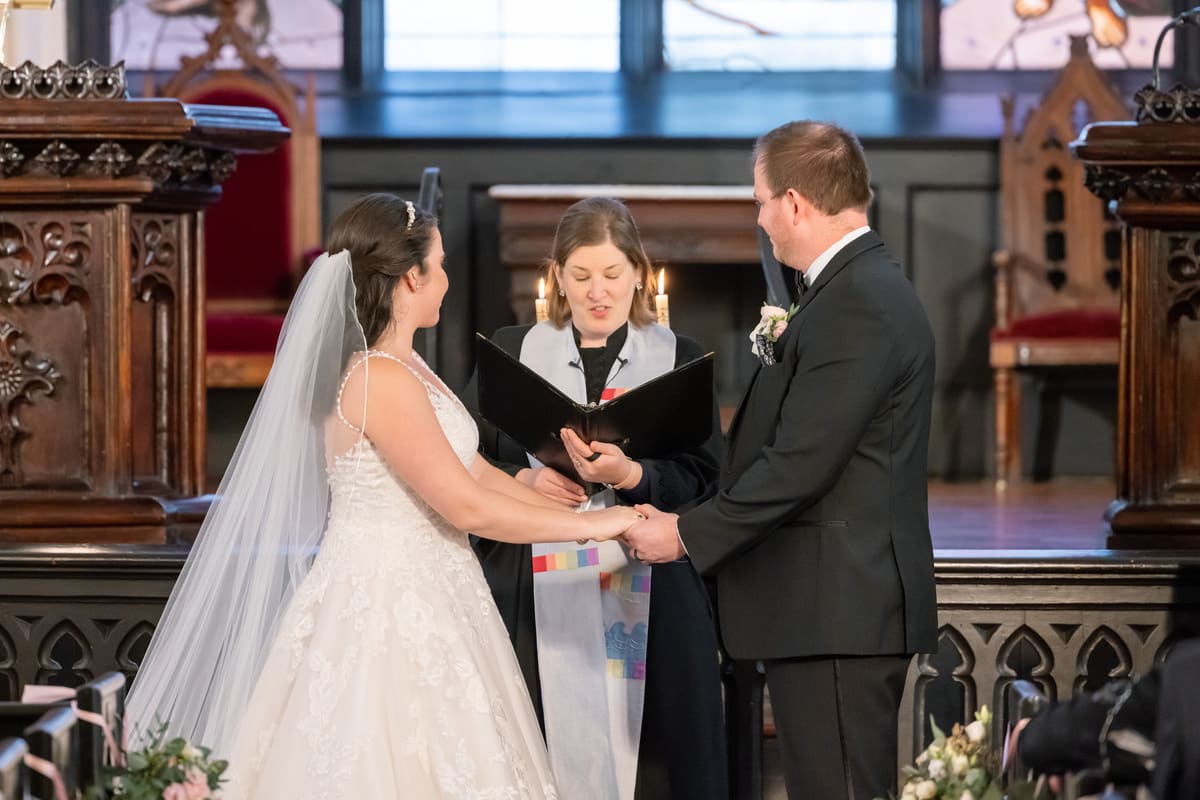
207, 313, 285, 354
187, 86, 293, 302
991, 309, 1119, 341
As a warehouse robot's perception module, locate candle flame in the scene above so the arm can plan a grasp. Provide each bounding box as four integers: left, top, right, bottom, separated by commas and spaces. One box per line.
657, 268, 666, 294
538, 278, 545, 299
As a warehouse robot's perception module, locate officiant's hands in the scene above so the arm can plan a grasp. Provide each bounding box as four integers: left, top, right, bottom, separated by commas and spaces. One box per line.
517, 466, 587, 507
560, 428, 643, 490
621, 504, 685, 563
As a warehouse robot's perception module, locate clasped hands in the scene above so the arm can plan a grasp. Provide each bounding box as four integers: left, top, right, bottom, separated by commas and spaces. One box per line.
576, 504, 684, 563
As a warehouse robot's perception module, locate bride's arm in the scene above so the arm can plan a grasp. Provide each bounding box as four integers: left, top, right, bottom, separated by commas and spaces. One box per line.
340, 359, 635, 543
469, 456, 565, 511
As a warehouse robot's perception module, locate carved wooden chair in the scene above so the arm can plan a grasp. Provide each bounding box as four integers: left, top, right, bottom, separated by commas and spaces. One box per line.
0, 704, 77, 800
146, 0, 321, 388
991, 36, 1126, 486
0, 736, 27, 800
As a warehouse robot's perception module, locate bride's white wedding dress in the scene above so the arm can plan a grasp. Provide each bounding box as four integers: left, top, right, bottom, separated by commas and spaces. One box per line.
221, 352, 559, 799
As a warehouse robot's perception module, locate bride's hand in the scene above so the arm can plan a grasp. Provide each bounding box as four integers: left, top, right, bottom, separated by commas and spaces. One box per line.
517, 466, 587, 507
582, 506, 645, 543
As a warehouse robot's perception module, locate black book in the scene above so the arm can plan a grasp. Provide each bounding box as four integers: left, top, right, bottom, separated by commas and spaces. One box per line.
475, 333, 714, 485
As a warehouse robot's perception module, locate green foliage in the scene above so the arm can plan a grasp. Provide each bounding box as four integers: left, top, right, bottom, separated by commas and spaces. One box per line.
874, 706, 1049, 800
85, 721, 227, 800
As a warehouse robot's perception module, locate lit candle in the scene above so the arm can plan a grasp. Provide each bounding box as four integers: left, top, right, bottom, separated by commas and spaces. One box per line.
535, 278, 549, 323
655, 268, 670, 328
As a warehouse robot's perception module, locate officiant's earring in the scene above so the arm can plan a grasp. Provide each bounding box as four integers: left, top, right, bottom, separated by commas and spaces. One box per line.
635, 282, 643, 291
558, 289, 565, 297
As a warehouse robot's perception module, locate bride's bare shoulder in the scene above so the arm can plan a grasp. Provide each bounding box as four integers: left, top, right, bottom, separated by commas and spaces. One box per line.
336, 354, 431, 428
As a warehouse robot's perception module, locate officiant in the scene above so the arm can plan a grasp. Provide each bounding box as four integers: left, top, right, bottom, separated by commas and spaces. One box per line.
462, 197, 727, 800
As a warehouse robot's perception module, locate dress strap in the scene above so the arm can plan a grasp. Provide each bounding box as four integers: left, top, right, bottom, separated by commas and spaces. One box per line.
335, 357, 366, 434
366, 349, 439, 391
364, 349, 409, 366
336, 350, 443, 434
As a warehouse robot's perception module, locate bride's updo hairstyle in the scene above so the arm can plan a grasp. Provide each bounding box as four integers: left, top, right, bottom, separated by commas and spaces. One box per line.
326, 192, 438, 346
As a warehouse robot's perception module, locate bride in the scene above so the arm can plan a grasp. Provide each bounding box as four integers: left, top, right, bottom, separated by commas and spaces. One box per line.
125, 193, 642, 798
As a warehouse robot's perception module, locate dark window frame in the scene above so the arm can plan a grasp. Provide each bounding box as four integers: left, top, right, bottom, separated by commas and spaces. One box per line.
67, 0, 1199, 98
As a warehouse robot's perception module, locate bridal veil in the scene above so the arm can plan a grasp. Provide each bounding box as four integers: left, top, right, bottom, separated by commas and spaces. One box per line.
126, 250, 369, 757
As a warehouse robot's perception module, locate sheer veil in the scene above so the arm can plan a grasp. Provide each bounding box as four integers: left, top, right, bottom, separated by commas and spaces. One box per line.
126, 250, 367, 757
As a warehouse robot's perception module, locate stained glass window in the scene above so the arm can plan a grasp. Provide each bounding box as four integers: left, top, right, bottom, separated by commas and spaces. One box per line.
941, 0, 1175, 70
384, 0, 619, 71
664, 0, 897, 71
110, 0, 343, 71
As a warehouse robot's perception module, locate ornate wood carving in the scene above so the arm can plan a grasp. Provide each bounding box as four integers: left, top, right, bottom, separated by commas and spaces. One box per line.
1166, 233, 1200, 322
1135, 83, 1200, 124
131, 216, 179, 302
0, 321, 61, 486
0, 142, 22, 177
0, 72, 286, 541
32, 140, 80, 178
3, 547, 1198, 783
0, 60, 127, 102
129, 214, 184, 494
0, 218, 92, 305
898, 555, 1200, 764
1074, 66, 1200, 546
1086, 164, 1200, 204
85, 141, 133, 178
0, 139, 238, 187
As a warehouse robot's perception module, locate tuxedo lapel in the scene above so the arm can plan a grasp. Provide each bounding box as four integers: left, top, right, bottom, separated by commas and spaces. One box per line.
724, 232, 887, 474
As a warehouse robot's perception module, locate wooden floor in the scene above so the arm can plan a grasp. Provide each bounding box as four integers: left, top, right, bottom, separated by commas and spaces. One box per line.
928, 478, 1115, 551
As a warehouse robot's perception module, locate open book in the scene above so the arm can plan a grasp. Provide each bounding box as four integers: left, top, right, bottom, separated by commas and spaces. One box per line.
474, 333, 714, 485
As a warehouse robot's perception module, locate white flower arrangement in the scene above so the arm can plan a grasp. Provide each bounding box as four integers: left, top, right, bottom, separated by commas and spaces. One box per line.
748, 302, 799, 366
879, 706, 1046, 800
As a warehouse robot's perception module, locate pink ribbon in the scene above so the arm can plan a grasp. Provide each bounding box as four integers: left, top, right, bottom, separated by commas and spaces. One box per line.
19, 684, 126, 768
23, 752, 69, 800
75, 707, 124, 768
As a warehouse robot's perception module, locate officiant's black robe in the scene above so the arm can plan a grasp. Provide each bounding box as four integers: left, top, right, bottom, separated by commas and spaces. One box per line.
461, 322, 728, 800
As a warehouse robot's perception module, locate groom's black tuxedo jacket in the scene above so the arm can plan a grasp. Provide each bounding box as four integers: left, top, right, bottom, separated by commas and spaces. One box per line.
678, 230, 938, 661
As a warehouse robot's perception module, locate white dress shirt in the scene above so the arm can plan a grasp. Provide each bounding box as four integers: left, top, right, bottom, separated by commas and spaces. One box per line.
802, 226, 872, 288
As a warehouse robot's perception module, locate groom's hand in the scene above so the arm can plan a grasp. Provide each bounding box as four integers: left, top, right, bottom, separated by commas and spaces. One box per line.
621, 504, 685, 563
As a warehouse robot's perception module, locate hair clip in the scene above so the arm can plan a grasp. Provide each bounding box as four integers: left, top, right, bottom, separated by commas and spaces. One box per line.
405, 200, 415, 231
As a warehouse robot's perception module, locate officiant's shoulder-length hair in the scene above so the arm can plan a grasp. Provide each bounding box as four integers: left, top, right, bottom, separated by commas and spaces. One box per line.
544, 197, 657, 328
754, 121, 874, 216
327, 192, 438, 346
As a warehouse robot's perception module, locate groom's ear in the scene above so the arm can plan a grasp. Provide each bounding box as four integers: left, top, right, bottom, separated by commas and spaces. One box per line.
783, 188, 809, 225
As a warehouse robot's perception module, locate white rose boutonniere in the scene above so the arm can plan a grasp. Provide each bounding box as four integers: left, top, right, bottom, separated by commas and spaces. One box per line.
749, 302, 799, 366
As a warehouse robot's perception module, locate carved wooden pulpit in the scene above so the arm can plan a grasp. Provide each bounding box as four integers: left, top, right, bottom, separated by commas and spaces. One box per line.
0, 60, 288, 543
1073, 17, 1200, 547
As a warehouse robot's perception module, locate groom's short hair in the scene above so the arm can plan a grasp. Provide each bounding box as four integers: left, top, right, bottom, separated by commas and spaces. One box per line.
754, 121, 873, 216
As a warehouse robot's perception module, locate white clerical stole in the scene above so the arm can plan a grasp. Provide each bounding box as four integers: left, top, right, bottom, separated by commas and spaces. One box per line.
519, 321, 675, 800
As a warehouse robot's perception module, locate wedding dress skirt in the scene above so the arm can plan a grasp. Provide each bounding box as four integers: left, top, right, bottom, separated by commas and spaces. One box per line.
221, 362, 559, 799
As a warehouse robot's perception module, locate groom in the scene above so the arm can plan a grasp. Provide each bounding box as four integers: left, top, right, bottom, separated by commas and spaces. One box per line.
622, 120, 938, 800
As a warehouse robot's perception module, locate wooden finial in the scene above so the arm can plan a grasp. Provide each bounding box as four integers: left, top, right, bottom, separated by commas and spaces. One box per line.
215, 0, 238, 24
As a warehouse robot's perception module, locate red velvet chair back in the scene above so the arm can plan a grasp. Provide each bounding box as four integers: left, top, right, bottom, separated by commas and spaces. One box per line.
186, 86, 295, 306
147, 8, 322, 386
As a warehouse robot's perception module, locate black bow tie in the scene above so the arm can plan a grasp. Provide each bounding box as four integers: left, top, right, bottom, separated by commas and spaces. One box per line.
796, 271, 810, 295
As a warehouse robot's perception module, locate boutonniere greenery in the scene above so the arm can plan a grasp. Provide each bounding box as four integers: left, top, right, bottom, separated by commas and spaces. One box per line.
749, 302, 799, 366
